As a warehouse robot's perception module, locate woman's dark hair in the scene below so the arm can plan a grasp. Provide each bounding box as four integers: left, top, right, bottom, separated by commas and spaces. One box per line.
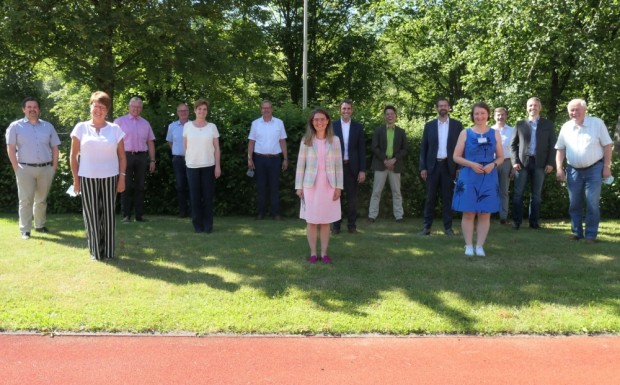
470, 102, 491, 122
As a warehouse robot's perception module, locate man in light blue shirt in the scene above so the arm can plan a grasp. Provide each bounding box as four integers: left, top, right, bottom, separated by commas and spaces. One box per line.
166, 103, 191, 217
5, 97, 61, 239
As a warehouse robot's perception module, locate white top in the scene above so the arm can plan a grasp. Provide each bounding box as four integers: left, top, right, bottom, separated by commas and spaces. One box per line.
341, 119, 351, 160
492, 124, 514, 159
555, 116, 613, 168
71, 121, 125, 178
437, 118, 449, 159
184, 122, 219, 168
248, 116, 287, 154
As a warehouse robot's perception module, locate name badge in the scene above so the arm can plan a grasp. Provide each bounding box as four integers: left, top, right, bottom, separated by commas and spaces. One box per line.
477, 137, 489, 144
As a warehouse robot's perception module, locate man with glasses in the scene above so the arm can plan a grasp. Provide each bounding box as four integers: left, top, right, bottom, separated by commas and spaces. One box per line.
6, 97, 61, 239
247, 100, 288, 220
368, 105, 407, 223
114, 96, 156, 223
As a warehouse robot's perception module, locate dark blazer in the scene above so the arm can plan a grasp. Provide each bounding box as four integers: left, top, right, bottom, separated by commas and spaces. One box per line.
419, 118, 463, 178
510, 118, 556, 168
370, 125, 407, 173
333, 119, 366, 175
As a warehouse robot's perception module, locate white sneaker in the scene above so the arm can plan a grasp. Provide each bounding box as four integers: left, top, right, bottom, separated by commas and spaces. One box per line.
475, 245, 486, 257
464, 245, 474, 256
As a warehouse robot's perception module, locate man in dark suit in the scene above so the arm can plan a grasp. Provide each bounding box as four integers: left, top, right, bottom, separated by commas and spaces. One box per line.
510, 97, 556, 230
419, 98, 463, 236
368, 105, 407, 222
332, 99, 366, 234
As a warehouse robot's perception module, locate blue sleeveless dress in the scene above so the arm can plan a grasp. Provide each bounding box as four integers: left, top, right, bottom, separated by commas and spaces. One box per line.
452, 128, 500, 213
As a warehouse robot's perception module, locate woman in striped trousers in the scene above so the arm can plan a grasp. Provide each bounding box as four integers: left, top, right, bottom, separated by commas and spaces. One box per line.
70, 91, 126, 260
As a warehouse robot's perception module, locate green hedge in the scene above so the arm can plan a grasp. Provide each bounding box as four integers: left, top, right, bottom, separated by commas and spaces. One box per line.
2, 107, 619, 219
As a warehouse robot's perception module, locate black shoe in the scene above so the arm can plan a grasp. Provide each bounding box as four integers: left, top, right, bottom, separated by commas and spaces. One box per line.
21, 231, 31, 240
529, 224, 540, 229
395, 218, 404, 223
500, 219, 507, 225
332, 228, 341, 235
135, 217, 148, 222
418, 228, 431, 236
122, 216, 131, 224
568, 235, 581, 241
444, 228, 455, 236
35, 227, 49, 233
273, 215, 282, 220
255, 214, 265, 220
512, 223, 520, 230
348, 228, 357, 234
367, 217, 375, 223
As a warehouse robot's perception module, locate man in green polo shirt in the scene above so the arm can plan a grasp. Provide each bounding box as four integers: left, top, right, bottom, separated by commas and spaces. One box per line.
368, 105, 407, 222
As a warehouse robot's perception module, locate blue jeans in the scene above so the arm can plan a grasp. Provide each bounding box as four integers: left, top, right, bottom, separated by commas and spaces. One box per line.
186, 166, 215, 233
566, 161, 603, 239
512, 159, 545, 227
254, 155, 282, 217
172, 156, 190, 216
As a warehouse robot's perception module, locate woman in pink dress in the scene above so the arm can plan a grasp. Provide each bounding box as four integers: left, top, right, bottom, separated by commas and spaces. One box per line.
295, 108, 344, 264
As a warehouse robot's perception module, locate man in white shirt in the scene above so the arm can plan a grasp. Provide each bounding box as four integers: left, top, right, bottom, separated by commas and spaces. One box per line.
555, 99, 613, 243
491, 107, 514, 224
247, 100, 288, 219
332, 99, 366, 234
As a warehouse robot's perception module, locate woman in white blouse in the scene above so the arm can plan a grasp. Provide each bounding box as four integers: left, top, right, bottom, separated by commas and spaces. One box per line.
184, 99, 221, 233
70, 91, 126, 260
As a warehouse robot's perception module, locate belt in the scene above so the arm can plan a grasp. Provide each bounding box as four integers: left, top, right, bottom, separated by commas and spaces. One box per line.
19, 162, 52, 167
254, 153, 281, 158
572, 159, 603, 171
126, 151, 147, 155
343, 160, 350, 164
436, 158, 447, 162
172, 155, 185, 159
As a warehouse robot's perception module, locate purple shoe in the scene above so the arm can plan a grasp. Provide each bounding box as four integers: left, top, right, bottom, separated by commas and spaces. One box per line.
321, 255, 332, 264
308, 255, 319, 263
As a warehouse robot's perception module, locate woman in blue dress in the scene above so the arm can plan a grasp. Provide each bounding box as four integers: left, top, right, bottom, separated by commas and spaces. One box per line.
452, 102, 504, 257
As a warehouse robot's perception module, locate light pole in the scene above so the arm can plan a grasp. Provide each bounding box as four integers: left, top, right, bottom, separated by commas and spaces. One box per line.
302, 0, 308, 109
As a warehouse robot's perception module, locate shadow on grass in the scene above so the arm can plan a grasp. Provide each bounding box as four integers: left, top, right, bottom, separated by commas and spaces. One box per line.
28, 214, 620, 332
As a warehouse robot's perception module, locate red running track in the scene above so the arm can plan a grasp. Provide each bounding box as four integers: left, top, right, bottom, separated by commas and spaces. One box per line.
2, 334, 618, 385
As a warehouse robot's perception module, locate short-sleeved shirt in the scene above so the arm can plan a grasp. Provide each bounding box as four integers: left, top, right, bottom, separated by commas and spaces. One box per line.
183, 122, 219, 168
5, 118, 61, 163
166, 120, 187, 156
492, 124, 514, 159
248, 116, 287, 155
555, 116, 613, 168
71, 121, 125, 178
114, 114, 155, 152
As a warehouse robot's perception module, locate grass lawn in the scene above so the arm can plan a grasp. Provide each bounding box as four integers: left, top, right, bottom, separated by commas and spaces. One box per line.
0, 213, 618, 335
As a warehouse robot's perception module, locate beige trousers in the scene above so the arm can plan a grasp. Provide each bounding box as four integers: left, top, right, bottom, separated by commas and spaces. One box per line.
15, 165, 55, 232
368, 170, 404, 220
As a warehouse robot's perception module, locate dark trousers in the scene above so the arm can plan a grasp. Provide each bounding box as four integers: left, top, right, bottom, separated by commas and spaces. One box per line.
187, 166, 215, 232
122, 152, 148, 219
333, 163, 358, 230
423, 161, 454, 230
254, 155, 282, 217
512, 157, 545, 227
172, 156, 190, 216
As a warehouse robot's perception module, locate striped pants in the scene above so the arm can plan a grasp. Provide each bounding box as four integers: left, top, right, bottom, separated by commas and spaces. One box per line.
80, 176, 118, 260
